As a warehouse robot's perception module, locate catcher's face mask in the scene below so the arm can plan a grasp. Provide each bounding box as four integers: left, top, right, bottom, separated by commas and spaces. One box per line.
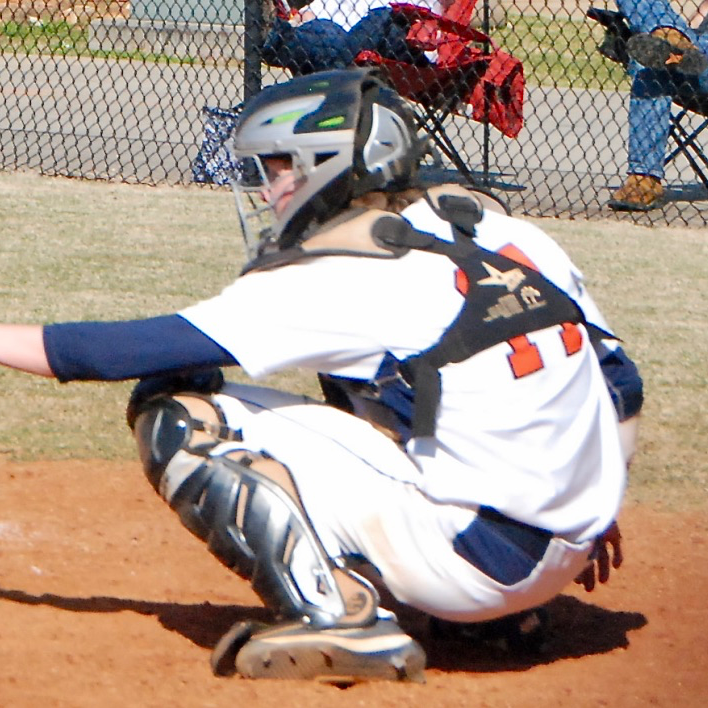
228, 68, 425, 260
230, 153, 308, 259
261, 156, 299, 216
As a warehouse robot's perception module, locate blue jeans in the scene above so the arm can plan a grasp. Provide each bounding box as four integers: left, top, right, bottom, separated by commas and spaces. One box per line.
262, 17, 354, 72
261, 9, 426, 75
616, 0, 708, 178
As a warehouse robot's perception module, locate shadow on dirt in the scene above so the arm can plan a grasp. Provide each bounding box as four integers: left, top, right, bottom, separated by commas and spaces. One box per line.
0, 587, 646, 674
420, 594, 648, 673
0, 587, 271, 649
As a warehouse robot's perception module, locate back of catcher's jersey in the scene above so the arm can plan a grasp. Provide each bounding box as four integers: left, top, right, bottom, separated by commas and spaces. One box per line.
180, 199, 626, 543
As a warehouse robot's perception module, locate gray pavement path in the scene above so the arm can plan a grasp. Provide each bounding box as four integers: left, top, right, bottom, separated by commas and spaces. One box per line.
2, 49, 707, 226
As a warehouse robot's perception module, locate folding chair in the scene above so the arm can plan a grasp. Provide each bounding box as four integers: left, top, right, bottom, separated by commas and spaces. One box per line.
588, 6, 708, 190
261, 0, 524, 190
353, 1, 524, 188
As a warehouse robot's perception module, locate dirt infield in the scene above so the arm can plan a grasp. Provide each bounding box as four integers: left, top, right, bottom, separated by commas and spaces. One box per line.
0, 458, 706, 707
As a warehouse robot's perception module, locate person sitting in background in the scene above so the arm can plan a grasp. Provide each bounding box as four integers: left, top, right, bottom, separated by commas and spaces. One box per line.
261, 0, 451, 74
609, 0, 708, 211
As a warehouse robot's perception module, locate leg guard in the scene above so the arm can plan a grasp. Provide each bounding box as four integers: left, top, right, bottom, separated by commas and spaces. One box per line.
133, 393, 379, 630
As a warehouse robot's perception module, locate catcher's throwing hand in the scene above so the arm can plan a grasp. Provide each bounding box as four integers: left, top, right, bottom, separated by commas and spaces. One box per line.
574, 521, 623, 592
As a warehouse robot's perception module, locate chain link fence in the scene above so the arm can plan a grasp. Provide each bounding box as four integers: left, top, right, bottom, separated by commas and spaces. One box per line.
1, 1, 707, 225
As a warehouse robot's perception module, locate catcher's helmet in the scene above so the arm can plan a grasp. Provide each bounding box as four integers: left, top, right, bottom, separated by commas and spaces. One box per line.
227, 68, 427, 258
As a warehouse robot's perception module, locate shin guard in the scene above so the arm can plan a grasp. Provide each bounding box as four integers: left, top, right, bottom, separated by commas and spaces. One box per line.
133, 394, 379, 629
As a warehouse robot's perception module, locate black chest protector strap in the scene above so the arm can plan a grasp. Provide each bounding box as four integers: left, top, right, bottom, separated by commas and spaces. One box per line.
373, 212, 587, 438
242, 188, 600, 440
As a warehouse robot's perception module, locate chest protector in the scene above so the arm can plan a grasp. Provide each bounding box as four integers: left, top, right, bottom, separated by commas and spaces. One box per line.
245, 186, 590, 439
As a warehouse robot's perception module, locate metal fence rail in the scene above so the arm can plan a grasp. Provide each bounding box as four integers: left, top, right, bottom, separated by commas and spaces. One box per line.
2, 0, 707, 225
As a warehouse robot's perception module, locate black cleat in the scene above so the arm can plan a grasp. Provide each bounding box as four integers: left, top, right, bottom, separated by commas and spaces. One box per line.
430, 607, 550, 654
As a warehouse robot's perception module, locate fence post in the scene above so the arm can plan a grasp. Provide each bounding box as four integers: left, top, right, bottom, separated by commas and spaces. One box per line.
243, 0, 264, 101
481, 0, 491, 186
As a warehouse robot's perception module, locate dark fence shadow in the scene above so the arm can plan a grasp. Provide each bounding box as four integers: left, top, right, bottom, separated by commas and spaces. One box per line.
665, 182, 708, 204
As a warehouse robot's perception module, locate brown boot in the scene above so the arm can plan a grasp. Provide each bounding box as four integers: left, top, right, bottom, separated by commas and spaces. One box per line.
627, 27, 708, 75
651, 27, 697, 52
608, 174, 664, 212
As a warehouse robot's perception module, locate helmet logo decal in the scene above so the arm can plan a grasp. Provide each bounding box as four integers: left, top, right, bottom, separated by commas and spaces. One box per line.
318, 116, 346, 129
266, 109, 307, 126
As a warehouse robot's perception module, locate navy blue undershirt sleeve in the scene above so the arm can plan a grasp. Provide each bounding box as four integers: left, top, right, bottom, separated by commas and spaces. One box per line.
598, 345, 644, 421
44, 314, 238, 382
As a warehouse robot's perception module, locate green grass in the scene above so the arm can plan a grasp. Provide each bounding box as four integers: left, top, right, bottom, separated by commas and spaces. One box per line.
494, 13, 631, 90
537, 216, 708, 509
1, 171, 706, 511
0, 18, 203, 64
0, 171, 321, 462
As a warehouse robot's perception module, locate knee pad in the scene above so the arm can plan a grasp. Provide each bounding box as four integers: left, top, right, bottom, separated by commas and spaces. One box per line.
132, 392, 239, 493
133, 395, 379, 630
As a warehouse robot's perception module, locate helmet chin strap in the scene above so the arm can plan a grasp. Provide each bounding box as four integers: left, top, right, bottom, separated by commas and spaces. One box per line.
278, 172, 354, 250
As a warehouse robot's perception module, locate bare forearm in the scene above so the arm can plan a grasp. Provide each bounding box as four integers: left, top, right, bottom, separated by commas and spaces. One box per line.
0, 324, 54, 377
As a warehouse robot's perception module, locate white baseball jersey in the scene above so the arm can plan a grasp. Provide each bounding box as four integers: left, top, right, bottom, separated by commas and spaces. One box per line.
180, 195, 626, 547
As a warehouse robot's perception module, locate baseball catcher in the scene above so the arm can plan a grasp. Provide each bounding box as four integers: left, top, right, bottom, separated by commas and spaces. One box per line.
0, 68, 641, 683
